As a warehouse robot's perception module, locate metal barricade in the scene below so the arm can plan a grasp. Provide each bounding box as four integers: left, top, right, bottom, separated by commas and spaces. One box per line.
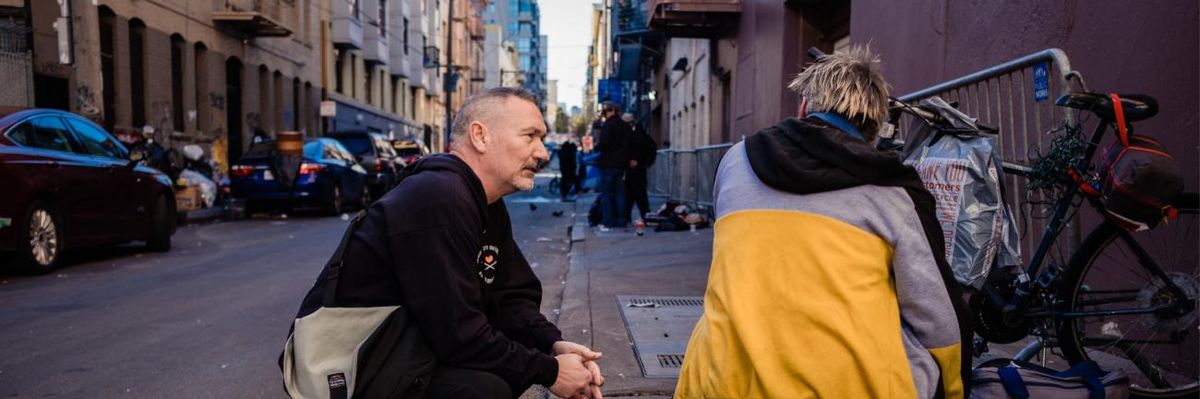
648, 143, 733, 209
896, 48, 1085, 255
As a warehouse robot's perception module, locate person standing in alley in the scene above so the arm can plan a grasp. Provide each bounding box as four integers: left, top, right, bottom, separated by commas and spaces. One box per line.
675, 46, 971, 399
594, 103, 634, 230
623, 114, 656, 224
558, 138, 579, 201
290, 88, 605, 399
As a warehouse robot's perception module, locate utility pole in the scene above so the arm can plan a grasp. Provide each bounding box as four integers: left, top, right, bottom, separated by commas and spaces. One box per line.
443, 0, 454, 150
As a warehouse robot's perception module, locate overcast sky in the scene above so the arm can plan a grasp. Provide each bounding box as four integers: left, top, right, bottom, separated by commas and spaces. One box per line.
541, 0, 597, 111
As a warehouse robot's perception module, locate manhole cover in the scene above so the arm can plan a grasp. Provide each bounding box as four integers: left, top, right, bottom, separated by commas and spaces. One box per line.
617, 295, 704, 378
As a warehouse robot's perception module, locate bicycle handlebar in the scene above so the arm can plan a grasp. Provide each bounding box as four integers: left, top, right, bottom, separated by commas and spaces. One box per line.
889, 98, 1000, 134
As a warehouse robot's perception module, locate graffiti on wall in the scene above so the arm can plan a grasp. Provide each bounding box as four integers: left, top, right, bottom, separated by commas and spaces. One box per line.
74, 84, 100, 120
245, 112, 261, 132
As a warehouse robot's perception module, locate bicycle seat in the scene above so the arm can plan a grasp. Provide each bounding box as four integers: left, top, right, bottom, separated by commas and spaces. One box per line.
1055, 92, 1158, 122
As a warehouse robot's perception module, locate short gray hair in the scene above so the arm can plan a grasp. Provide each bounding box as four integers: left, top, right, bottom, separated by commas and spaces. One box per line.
450, 87, 540, 147
788, 45, 890, 140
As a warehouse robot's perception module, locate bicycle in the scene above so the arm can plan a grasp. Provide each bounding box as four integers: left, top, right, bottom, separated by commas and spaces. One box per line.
889, 91, 1198, 398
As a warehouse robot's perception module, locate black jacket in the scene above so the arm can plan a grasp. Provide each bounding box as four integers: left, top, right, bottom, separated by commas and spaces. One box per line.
630, 131, 657, 170
558, 141, 577, 175
595, 117, 633, 169
294, 154, 562, 389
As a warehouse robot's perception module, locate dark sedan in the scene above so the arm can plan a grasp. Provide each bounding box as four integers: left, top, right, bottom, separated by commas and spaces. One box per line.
0, 109, 176, 274
229, 138, 370, 215
326, 130, 400, 198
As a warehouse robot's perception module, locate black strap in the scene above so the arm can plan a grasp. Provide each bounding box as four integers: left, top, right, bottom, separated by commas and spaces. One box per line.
321, 210, 369, 307
319, 157, 425, 308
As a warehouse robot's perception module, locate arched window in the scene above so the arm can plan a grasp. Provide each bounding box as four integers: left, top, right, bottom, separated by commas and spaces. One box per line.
98, 6, 116, 131
194, 42, 208, 134
170, 34, 186, 132
129, 19, 147, 128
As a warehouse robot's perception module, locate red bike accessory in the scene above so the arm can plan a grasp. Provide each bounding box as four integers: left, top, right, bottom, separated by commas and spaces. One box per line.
1110, 92, 1129, 147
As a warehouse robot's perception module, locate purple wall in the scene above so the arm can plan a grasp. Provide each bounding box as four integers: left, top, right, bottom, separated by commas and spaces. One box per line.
732, 0, 805, 137
853, 0, 1199, 192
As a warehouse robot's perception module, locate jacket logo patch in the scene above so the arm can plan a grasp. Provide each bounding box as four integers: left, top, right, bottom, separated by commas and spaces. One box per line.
476, 245, 500, 285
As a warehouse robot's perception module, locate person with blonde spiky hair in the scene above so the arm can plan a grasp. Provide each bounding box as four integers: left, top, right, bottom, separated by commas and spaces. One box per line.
676, 45, 972, 398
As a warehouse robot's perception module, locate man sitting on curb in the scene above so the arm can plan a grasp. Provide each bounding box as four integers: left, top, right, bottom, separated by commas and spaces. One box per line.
676, 46, 972, 399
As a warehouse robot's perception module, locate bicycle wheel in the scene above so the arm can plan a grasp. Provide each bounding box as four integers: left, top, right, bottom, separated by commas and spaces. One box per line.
1057, 192, 1199, 398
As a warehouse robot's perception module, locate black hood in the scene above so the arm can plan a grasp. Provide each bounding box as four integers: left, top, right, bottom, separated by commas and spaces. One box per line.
400, 153, 490, 222
745, 117, 924, 195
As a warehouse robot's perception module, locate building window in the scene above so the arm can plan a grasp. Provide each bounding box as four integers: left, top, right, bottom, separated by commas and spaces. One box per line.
391, 76, 400, 113
403, 18, 409, 55
334, 49, 344, 94
129, 19, 146, 128
170, 34, 186, 133
303, 0, 311, 43
350, 54, 358, 98
259, 65, 270, 132
304, 82, 314, 135
194, 42, 208, 134
365, 66, 374, 105
379, 0, 387, 37
352, 0, 360, 20
98, 6, 116, 132
293, 78, 301, 131
274, 71, 284, 131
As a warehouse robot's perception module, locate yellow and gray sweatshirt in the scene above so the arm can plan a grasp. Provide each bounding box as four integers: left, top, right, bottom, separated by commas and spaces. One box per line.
675, 117, 972, 399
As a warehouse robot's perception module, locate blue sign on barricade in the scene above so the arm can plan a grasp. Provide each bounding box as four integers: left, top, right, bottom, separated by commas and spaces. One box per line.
1032, 62, 1050, 102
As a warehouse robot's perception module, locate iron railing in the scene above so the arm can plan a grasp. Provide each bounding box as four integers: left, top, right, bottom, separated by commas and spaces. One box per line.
646, 49, 1084, 253
896, 48, 1086, 253
648, 143, 733, 209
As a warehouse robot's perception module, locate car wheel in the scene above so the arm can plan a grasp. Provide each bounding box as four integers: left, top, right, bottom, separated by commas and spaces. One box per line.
326, 185, 344, 216
146, 195, 172, 252
15, 202, 61, 274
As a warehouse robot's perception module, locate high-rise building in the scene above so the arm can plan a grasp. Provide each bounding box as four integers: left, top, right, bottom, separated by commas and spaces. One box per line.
484, 0, 546, 106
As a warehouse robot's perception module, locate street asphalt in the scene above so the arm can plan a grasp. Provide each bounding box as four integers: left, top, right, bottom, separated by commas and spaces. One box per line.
0, 177, 577, 398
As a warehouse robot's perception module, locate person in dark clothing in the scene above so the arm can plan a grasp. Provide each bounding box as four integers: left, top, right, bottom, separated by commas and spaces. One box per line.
292, 88, 604, 399
594, 103, 634, 229
625, 124, 656, 223
558, 139, 578, 200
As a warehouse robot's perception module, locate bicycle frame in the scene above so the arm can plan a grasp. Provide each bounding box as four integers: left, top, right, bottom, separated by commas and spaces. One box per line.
988, 110, 1191, 323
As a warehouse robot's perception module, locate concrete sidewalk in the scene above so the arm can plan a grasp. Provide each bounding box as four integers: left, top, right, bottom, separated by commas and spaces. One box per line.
545, 194, 712, 399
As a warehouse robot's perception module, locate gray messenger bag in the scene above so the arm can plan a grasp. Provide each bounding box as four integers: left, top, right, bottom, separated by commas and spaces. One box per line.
281, 211, 435, 399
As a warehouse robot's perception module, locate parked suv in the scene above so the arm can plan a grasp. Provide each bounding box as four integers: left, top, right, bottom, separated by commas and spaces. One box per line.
391, 139, 430, 166
326, 130, 399, 198
0, 109, 176, 273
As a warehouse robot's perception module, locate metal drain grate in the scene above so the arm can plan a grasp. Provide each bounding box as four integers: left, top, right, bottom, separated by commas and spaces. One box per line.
657, 354, 684, 368
617, 295, 704, 378
627, 297, 704, 307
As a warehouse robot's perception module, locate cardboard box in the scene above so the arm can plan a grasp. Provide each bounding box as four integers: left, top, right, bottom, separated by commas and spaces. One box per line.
175, 186, 202, 211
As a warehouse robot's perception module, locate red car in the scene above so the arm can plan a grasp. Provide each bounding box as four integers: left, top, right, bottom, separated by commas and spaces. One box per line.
0, 109, 176, 274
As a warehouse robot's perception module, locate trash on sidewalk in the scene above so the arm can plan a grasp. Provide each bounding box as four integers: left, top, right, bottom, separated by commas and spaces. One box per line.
175, 169, 218, 211
652, 201, 711, 232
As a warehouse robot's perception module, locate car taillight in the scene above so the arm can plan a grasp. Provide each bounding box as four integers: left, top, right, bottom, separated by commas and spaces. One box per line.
300, 162, 324, 175
231, 165, 253, 178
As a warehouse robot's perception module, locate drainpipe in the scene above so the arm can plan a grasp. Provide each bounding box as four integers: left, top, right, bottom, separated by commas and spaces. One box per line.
443, 0, 454, 150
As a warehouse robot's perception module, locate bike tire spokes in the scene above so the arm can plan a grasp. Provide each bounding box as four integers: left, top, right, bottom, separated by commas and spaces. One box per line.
1065, 206, 1198, 393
